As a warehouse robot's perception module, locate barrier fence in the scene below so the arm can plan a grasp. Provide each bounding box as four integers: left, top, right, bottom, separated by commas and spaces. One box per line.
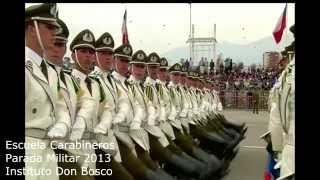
218, 90, 269, 110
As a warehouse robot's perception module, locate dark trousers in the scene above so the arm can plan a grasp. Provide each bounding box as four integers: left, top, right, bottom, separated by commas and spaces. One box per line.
116, 139, 152, 180
95, 148, 135, 180
53, 148, 95, 180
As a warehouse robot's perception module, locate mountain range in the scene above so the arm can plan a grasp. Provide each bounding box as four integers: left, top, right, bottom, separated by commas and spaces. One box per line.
162, 34, 294, 66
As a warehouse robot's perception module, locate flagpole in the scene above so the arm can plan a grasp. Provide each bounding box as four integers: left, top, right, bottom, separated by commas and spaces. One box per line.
189, 3, 192, 66
285, 3, 288, 47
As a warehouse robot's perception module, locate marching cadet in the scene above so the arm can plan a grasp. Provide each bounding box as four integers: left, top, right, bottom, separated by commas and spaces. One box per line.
68, 29, 100, 175
25, 3, 71, 180
154, 58, 213, 180
182, 71, 237, 173
156, 58, 176, 141
166, 63, 225, 179
125, 50, 175, 180
176, 65, 193, 135
210, 82, 223, 112
110, 44, 163, 180
90, 32, 135, 180
45, 18, 93, 180
144, 52, 172, 151
143, 53, 210, 180
184, 72, 230, 160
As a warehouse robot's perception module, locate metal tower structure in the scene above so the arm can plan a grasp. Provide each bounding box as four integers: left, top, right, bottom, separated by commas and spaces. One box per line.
186, 24, 218, 74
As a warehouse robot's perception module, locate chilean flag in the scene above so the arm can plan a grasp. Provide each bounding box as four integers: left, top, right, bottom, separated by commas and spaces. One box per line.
122, 9, 129, 44
264, 153, 280, 180
272, 4, 287, 44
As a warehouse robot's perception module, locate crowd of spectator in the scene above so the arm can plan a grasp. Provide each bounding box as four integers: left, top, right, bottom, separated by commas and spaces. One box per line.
211, 67, 283, 92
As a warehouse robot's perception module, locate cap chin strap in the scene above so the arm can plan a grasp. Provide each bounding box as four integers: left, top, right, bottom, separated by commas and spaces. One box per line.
114, 57, 119, 73
145, 66, 150, 77
95, 52, 103, 70
74, 49, 87, 73
33, 20, 46, 57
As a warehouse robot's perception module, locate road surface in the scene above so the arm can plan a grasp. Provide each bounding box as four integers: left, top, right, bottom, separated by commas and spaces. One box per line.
222, 109, 269, 180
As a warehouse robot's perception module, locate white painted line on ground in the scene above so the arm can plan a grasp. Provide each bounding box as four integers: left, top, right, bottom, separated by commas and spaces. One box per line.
241, 146, 266, 149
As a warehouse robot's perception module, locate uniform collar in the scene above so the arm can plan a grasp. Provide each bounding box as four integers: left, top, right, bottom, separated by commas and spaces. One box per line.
54, 65, 62, 73
144, 76, 156, 86
25, 46, 43, 67
155, 79, 162, 84
93, 66, 110, 78
45, 59, 60, 73
127, 74, 140, 84
168, 81, 176, 87
72, 68, 87, 82
111, 71, 126, 84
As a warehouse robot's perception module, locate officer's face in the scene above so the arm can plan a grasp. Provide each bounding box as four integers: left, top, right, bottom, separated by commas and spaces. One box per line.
28, 21, 58, 51
147, 65, 159, 79
46, 38, 67, 66
115, 57, 130, 76
73, 47, 95, 74
185, 77, 190, 86
165, 71, 170, 82
170, 73, 180, 83
96, 50, 114, 71
192, 80, 197, 87
131, 63, 146, 80
158, 68, 166, 81
180, 74, 186, 84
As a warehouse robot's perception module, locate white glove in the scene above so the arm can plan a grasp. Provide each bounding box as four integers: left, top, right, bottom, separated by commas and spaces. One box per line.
218, 102, 223, 111
69, 117, 86, 141
130, 108, 143, 130
47, 122, 68, 138
94, 123, 107, 134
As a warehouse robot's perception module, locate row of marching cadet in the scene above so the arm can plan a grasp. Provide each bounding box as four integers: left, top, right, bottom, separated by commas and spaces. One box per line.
25, 3, 248, 180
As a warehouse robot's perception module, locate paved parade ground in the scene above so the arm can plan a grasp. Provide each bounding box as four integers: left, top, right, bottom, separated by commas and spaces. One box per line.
222, 110, 269, 180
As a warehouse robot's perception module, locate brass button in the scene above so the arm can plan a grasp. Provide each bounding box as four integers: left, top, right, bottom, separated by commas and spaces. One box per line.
32, 108, 37, 114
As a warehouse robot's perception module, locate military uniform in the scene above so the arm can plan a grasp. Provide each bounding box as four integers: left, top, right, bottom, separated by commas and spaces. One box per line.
67, 30, 100, 174
156, 58, 177, 141
91, 32, 134, 180
110, 44, 163, 180
44, 18, 95, 180
25, 4, 71, 180
143, 53, 210, 179
269, 58, 295, 180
